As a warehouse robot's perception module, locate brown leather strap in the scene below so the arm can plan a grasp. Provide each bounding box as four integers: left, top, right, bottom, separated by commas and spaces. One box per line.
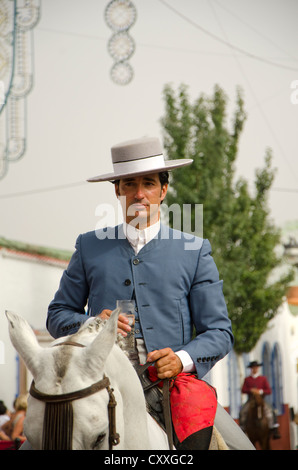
29, 376, 110, 403
53, 340, 85, 348
107, 385, 120, 450
136, 361, 153, 375
162, 379, 174, 450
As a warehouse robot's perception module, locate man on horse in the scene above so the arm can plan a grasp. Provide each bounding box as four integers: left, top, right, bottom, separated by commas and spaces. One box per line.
239, 361, 280, 439
47, 136, 254, 450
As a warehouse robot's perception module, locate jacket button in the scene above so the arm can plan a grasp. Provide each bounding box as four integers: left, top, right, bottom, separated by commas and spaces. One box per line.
133, 258, 140, 265
124, 279, 131, 286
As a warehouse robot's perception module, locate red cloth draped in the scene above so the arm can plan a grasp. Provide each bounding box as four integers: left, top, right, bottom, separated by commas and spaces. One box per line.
147, 367, 217, 443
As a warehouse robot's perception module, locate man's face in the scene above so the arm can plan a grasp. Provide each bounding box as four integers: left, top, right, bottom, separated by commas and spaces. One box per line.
251, 366, 259, 375
115, 173, 168, 228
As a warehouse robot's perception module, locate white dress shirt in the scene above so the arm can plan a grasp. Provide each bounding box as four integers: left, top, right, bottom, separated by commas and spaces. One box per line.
123, 221, 195, 373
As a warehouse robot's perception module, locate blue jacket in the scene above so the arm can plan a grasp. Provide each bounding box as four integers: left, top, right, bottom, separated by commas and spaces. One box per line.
47, 224, 233, 378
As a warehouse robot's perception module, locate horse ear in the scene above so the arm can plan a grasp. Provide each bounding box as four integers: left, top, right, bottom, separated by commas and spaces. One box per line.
6, 311, 42, 377
83, 308, 120, 374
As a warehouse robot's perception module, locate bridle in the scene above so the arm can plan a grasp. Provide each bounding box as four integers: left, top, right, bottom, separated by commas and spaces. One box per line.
29, 340, 120, 450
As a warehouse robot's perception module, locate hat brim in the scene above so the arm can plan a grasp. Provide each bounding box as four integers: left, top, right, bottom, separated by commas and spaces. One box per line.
87, 159, 193, 182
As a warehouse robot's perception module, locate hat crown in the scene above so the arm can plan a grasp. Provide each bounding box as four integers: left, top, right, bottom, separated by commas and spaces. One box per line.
248, 360, 262, 368
111, 137, 163, 164
87, 136, 193, 182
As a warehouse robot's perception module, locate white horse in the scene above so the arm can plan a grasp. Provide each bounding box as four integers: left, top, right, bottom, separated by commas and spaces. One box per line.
6, 309, 227, 450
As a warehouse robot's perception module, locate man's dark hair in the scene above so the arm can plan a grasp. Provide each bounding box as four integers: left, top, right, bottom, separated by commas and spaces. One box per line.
112, 171, 169, 188
158, 171, 169, 187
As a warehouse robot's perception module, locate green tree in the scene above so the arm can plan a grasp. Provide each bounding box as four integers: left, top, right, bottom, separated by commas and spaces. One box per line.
161, 83, 293, 353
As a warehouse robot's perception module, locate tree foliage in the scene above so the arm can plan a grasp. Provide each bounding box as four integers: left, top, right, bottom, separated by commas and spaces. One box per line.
161, 83, 293, 353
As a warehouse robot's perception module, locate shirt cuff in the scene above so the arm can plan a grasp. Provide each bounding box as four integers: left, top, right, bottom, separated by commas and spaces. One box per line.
175, 350, 196, 373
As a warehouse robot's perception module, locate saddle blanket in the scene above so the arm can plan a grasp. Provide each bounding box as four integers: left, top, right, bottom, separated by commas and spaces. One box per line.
147, 367, 217, 443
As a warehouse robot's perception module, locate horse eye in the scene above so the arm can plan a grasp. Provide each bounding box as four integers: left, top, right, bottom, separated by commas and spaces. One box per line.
95, 433, 106, 446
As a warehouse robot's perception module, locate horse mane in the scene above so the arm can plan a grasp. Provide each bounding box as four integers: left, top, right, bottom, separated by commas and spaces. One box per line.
60, 316, 128, 352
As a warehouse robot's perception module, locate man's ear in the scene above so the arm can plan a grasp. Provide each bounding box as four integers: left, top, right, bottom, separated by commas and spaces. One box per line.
160, 183, 168, 202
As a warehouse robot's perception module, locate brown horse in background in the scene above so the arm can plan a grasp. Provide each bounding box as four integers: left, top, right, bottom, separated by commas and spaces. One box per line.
245, 393, 270, 450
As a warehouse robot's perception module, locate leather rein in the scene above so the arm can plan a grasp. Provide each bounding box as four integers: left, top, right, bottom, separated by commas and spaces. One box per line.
29, 340, 120, 450
136, 362, 174, 450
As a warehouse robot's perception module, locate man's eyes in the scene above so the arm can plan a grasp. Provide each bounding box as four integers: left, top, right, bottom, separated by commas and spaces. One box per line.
124, 181, 155, 187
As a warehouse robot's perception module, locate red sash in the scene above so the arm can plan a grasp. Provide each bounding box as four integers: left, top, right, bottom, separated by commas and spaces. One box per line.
147, 367, 217, 443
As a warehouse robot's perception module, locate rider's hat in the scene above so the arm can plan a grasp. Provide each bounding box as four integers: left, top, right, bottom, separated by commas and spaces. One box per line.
247, 360, 262, 368
87, 136, 193, 182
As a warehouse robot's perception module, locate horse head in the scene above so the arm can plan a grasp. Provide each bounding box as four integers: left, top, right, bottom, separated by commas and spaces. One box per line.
248, 392, 267, 424
5, 309, 127, 450
250, 391, 265, 408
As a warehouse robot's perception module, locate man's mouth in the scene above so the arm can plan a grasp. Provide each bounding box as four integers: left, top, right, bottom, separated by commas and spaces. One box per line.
129, 203, 148, 211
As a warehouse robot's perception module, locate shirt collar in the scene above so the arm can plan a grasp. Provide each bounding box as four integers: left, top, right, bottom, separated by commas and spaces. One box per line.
123, 220, 160, 250
251, 373, 260, 379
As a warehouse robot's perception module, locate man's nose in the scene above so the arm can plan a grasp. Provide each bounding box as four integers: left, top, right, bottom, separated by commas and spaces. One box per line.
134, 185, 145, 199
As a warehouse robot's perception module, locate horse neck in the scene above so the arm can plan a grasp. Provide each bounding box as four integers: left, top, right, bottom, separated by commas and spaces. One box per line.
248, 394, 264, 422
106, 345, 147, 414
105, 346, 150, 448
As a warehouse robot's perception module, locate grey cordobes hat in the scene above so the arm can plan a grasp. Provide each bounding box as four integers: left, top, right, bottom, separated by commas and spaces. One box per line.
87, 136, 193, 182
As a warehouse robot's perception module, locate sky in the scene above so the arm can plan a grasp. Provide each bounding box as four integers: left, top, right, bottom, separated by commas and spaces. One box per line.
0, 0, 297, 251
